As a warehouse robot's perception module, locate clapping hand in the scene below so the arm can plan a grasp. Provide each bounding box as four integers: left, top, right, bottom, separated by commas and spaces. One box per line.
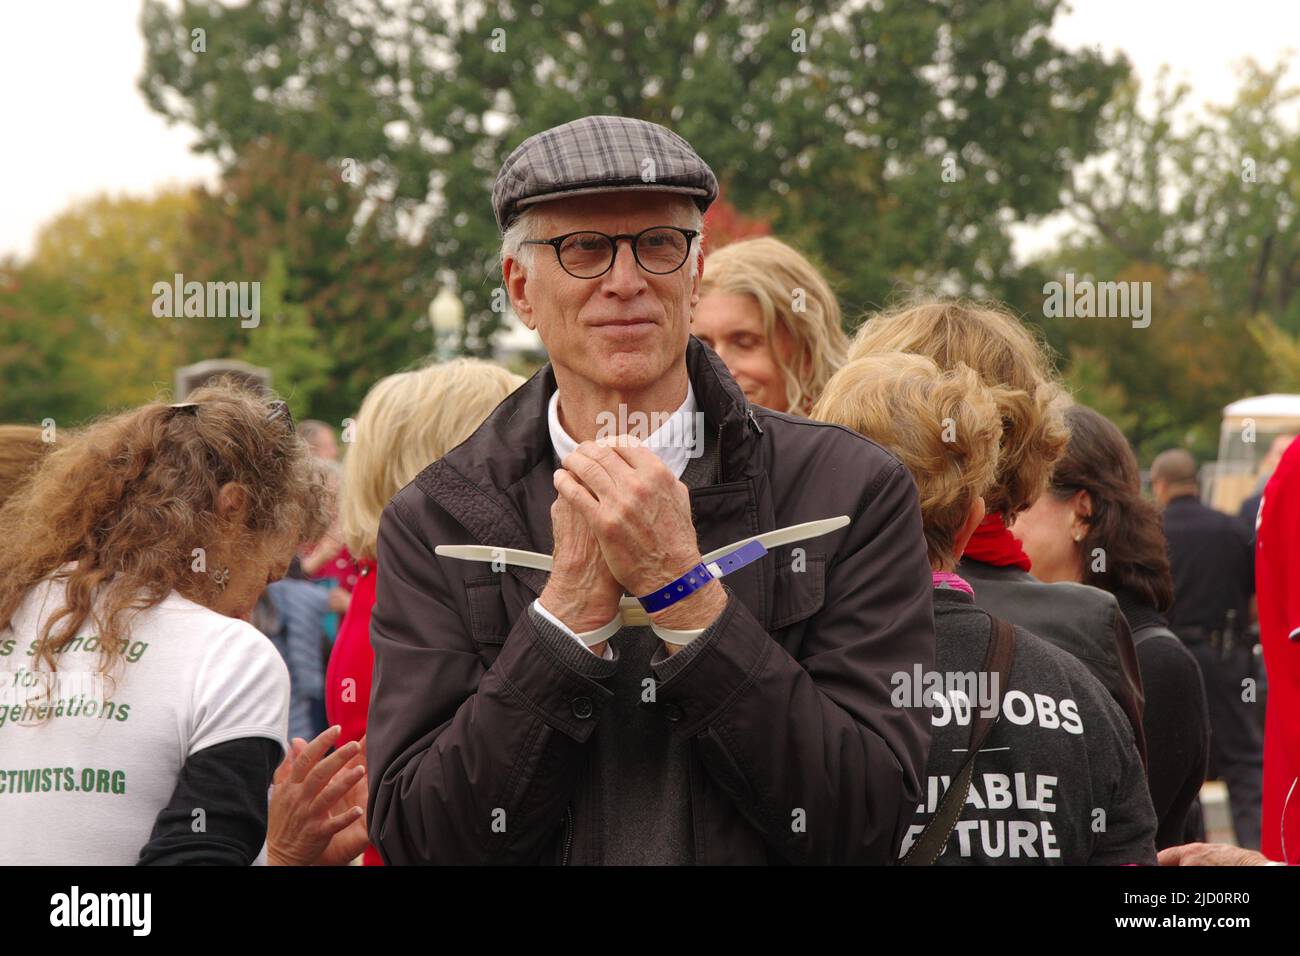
267, 726, 369, 866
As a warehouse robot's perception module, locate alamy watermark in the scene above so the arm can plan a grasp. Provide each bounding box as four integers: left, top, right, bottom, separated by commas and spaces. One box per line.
2, 669, 111, 710
890, 665, 1002, 721
594, 405, 705, 460
151, 273, 260, 328
50, 886, 150, 936
1042, 273, 1151, 329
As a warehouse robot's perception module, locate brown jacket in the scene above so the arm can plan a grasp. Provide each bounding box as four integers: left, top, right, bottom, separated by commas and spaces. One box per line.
366, 337, 936, 864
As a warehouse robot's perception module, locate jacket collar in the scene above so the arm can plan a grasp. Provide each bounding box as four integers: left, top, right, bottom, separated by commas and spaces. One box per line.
687, 333, 765, 484
931, 586, 976, 607
957, 557, 1034, 584
416, 336, 763, 564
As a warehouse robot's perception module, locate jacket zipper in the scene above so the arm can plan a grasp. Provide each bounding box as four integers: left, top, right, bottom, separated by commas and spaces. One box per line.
561, 804, 573, 865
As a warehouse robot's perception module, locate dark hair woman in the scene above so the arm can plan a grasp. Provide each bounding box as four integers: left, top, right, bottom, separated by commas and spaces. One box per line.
0, 380, 362, 865
1013, 403, 1211, 849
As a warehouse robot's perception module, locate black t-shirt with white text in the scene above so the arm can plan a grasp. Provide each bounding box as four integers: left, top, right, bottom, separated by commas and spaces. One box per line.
899, 588, 1157, 865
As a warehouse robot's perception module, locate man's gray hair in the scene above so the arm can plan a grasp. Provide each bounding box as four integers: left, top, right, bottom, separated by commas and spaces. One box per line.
501, 200, 704, 278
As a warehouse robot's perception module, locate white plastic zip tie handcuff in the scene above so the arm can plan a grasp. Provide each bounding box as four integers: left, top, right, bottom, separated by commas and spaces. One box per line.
571, 613, 623, 648
435, 516, 851, 645
648, 623, 710, 647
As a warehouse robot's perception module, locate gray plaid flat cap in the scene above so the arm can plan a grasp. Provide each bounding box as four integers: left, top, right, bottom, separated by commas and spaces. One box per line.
492, 115, 718, 233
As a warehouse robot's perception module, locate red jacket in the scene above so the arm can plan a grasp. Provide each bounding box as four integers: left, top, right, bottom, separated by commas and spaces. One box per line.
307, 542, 361, 589
325, 557, 381, 865
1258, 439, 1300, 863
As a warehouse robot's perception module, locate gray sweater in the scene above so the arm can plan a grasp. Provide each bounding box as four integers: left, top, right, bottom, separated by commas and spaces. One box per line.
525, 423, 722, 864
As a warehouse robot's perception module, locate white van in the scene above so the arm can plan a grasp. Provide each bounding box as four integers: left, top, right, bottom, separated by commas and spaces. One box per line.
1208, 394, 1300, 515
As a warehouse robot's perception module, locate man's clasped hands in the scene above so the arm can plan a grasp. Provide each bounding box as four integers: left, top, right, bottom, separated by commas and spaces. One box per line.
542, 436, 728, 656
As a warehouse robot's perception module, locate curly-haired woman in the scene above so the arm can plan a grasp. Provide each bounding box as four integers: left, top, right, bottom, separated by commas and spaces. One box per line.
0, 381, 356, 864
813, 354, 1156, 864
849, 299, 1148, 765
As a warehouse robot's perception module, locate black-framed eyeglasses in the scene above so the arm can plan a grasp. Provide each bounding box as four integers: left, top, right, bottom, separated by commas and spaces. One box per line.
522, 226, 699, 279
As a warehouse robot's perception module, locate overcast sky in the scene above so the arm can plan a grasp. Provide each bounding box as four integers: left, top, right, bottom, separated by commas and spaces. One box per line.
1, 0, 1296, 261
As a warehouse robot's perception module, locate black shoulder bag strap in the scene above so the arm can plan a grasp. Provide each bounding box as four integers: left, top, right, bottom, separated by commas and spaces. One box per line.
1129, 620, 1179, 647
902, 614, 1017, 865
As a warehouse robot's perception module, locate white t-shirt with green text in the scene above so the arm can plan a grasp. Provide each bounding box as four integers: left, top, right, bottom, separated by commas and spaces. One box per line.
0, 575, 289, 865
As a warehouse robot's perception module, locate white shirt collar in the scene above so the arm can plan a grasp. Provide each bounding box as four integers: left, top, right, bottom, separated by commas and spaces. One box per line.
548, 380, 698, 480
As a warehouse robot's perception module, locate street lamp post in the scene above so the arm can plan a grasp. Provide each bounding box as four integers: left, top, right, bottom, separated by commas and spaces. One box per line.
429, 288, 465, 360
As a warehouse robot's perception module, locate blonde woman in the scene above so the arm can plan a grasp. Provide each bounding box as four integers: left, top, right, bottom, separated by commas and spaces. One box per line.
0, 381, 364, 865
848, 299, 1147, 765
325, 358, 522, 864
693, 237, 847, 414
813, 354, 1156, 864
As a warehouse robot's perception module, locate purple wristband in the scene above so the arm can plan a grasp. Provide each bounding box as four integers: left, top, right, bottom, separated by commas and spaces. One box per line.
637, 539, 768, 613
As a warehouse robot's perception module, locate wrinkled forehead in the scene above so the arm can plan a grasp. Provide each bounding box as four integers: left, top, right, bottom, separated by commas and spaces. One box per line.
529, 190, 699, 234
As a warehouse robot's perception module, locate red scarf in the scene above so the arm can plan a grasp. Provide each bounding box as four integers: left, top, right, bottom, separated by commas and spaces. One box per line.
963, 514, 1032, 572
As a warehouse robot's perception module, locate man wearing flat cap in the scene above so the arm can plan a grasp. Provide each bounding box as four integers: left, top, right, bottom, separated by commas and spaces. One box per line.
367, 115, 936, 864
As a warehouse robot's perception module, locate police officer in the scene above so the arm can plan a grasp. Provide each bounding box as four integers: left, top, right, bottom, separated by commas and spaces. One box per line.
1153, 448, 1262, 849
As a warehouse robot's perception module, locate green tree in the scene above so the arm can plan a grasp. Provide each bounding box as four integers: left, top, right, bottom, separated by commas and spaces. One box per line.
140, 0, 1127, 340
240, 251, 334, 415
0, 260, 96, 426
1034, 60, 1300, 460
0, 191, 198, 426
180, 138, 434, 423
1060, 61, 1300, 325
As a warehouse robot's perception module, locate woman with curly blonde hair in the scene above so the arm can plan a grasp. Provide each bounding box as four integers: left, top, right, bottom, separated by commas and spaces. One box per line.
0, 380, 361, 865
848, 299, 1148, 766
812, 353, 1156, 865
693, 236, 847, 415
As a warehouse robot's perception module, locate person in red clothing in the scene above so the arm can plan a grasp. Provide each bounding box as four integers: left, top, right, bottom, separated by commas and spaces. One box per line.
303, 461, 361, 595
326, 357, 523, 864
1130, 439, 1300, 870
1257, 436, 1300, 863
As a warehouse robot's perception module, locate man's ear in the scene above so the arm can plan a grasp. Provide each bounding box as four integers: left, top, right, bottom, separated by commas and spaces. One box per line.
689, 249, 703, 308
503, 257, 536, 330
